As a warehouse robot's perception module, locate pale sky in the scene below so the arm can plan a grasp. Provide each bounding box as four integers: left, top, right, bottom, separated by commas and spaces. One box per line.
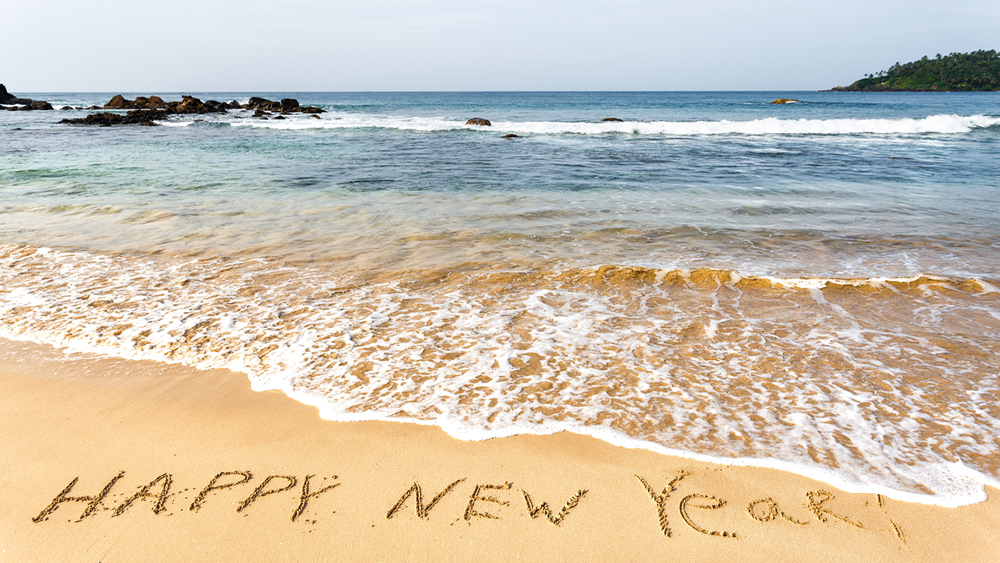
3, 0, 998, 92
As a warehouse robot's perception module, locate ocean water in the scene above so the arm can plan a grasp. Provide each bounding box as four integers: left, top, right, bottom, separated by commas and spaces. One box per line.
2, 91, 999, 506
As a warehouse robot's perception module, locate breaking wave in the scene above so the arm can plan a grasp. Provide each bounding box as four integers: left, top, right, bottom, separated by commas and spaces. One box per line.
210, 113, 1000, 136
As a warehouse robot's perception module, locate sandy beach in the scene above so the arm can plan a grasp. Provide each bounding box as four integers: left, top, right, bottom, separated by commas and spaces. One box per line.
1, 337, 996, 562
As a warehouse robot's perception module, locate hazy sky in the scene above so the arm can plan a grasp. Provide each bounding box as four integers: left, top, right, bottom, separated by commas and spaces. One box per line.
4, 0, 998, 92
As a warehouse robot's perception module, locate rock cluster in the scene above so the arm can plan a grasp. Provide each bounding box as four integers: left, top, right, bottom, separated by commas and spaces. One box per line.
60, 94, 325, 126
0, 84, 52, 110
245, 97, 323, 118
245, 97, 322, 114
60, 110, 171, 126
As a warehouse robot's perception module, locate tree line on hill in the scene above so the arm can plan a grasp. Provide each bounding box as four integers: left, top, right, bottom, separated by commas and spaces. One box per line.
828, 50, 999, 91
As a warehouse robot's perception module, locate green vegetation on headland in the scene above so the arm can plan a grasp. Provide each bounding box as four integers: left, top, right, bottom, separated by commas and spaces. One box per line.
827, 50, 1000, 91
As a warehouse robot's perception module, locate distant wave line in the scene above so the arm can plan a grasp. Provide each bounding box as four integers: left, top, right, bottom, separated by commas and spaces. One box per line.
202, 113, 1000, 136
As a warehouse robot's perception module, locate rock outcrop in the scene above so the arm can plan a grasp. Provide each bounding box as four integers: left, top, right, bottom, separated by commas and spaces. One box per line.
63, 94, 325, 126
0, 84, 55, 109
104, 95, 176, 110
103, 94, 128, 108
61, 109, 169, 126
246, 97, 282, 112
0, 83, 33, 105
769, 99, 800, 104
601, 117, 624, 122
245, 97, 323, 116
465, 118, 491, 126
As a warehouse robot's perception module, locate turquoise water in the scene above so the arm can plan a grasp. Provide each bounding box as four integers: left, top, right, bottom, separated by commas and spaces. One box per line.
2, 91, 999, 505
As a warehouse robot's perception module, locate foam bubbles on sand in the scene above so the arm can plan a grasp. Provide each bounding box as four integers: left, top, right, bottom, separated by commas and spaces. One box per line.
1, 244, 999, 506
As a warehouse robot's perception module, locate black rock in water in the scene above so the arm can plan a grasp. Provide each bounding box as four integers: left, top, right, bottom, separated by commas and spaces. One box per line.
60, 109, 169, 126
0, 83, 33, 105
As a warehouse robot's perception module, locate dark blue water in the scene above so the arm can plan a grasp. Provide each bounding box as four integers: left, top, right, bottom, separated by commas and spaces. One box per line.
3, 91, 999, 276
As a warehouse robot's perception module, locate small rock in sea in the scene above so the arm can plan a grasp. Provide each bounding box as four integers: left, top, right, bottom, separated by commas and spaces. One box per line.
273, 115, 286, 120
280, 98, 300, 111
311, 115, 321, 119
61, 106, 73, 110
466, 118, 491, 126
770, 98, 800, 104
502, 134, 519, 138
602, 117, 624, 122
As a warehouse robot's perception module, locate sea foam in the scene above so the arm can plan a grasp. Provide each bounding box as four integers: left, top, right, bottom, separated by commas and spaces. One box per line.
1, 245, 998, 507
215, 113, 1000, 136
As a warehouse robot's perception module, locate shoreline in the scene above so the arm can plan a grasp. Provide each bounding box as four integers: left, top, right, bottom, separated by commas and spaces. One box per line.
2, 243, 998, 507
1, 338, 997, 562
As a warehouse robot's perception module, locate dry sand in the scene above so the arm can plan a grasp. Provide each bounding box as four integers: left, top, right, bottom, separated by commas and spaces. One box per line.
1, 338, 996, 562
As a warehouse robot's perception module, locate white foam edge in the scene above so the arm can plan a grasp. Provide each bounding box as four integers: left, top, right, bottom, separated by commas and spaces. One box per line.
256, 365, 999, 509
760, 273, 945, 289
162, 113, 1000, 136
759, 273, 1000, 295
596, 266, 990, 293
2, 328, 996, 509
3, 261, 997, 509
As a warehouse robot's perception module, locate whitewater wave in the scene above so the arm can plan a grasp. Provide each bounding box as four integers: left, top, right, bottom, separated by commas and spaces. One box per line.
211, 113, 1000, 136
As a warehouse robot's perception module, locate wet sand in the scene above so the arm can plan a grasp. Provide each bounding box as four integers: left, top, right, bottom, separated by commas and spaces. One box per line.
1, 338, 996, 563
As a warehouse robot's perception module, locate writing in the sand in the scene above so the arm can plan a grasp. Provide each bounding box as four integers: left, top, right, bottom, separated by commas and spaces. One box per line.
31, 471, 341, 525
383, 471, 904, 544
385, 479, 589, 527
30, 469, 905, 544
